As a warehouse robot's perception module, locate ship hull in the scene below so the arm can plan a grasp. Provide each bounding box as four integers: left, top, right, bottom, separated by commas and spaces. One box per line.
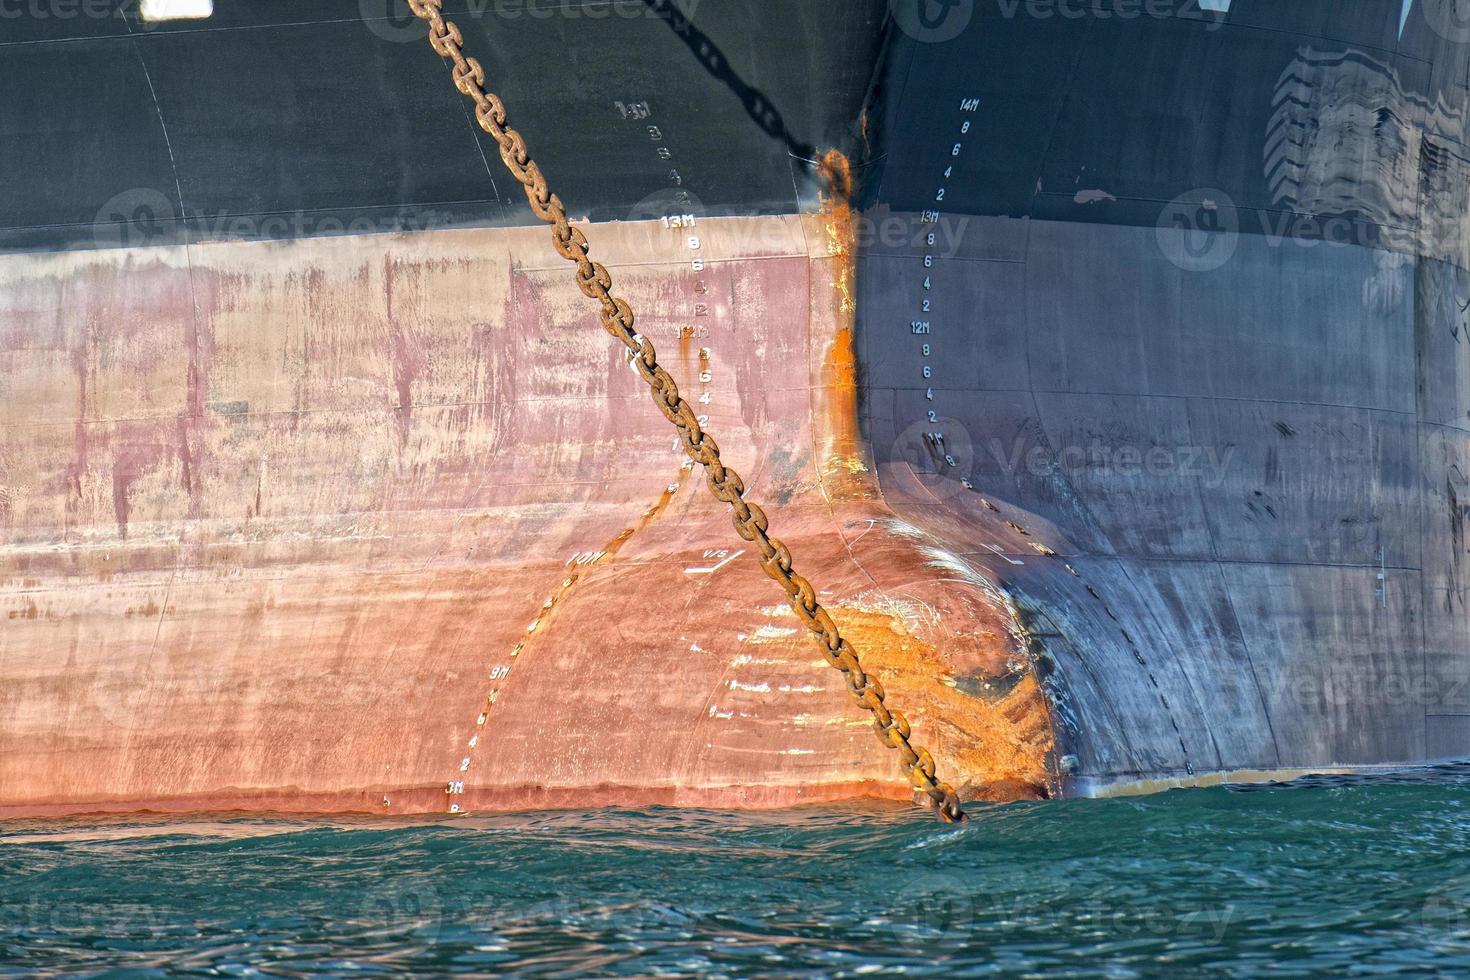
0, 217, 1053, 816
4, 0, 1470, 813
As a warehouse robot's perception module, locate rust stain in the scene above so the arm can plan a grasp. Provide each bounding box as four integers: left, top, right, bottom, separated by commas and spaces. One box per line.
827, 602, 1055, 801
385, 255, 424, 449
819, 149, 857, 324
796, 154, 1054, 801
181, 261, 214, 521
124, 599, 162, 619
108, 421, 171, 541
65, 312, 96, 541
809, 150, 875, 500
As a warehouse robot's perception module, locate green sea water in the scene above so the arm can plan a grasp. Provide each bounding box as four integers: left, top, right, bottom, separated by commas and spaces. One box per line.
4, 771, 1470, 976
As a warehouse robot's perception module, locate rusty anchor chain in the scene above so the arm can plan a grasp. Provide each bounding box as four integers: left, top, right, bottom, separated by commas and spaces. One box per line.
405, 0, 966, 824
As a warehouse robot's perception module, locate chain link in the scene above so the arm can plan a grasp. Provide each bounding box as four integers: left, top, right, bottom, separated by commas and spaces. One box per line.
406, 0, 966, 823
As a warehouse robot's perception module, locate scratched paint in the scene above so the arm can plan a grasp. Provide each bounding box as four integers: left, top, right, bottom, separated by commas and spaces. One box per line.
0, 214, 1058, 817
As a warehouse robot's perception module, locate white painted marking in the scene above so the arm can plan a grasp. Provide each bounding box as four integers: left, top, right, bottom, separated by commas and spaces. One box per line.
1198, 0, 1230, 10
141, 0, 212, 21
847, 519, 878, 548
684, 548, 745, 574
984, 543, 1024, 567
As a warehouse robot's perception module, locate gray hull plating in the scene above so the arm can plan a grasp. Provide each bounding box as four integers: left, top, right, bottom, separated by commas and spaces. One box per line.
861, 0, 1470, 787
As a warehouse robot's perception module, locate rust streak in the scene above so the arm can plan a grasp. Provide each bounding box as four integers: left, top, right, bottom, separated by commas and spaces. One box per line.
810, 150, 874, 501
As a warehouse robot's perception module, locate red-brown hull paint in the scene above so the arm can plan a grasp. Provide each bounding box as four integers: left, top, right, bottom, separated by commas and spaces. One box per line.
0, 216, 1056, 817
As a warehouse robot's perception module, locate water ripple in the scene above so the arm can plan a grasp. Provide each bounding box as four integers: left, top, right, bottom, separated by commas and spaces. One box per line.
3, 783, 1470, 975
